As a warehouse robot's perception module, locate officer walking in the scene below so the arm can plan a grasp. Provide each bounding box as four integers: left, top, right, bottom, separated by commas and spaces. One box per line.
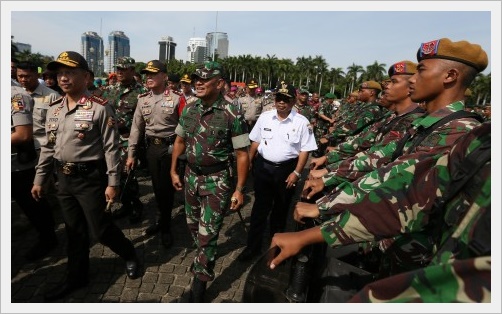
102, 57, 147, 224
170, 61, 250, 302
126, 60, 186, 248
237, 81, 317, 262
31, 51, 141, 301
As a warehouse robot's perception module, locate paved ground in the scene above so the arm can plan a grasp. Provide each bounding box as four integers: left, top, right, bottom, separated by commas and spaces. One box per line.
10, 167, 302, 304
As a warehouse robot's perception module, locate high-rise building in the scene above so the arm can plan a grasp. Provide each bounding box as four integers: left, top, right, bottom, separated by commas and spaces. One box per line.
186, 37, 207, 64
106, 31, 130, 73
159, 36, 176, 63
206, 32, 229, 60
81, 31, 104, 76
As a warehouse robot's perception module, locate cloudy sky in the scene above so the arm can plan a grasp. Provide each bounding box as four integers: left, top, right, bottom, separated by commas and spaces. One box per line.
6, 1, 496, 75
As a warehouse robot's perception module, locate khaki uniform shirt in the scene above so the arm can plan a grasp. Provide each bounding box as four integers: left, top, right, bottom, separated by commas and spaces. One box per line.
29, 83, 61, 149
128, 89, 186, 158
11, 85, 37, 171
34, 93, 121, 186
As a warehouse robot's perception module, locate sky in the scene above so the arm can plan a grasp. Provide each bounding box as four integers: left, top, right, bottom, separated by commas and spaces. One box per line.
2, 1, 502, 313
6, 2, 496, 75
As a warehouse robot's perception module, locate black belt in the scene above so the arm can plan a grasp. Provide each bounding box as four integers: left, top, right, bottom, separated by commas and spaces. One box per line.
187, 162, 228, 176
258, 154, 298, 168
146, 135, 175, 146
55, 160, 100, 175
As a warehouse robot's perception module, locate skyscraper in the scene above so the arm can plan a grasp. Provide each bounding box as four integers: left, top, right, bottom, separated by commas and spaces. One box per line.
81, 31, 104, 76
159, 36, 177, 63
206, 32, 229, 61
106, 31, 130, 73
186, 37, 207, 64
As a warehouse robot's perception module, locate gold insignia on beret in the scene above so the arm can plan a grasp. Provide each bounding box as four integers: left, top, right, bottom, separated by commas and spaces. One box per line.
278, 81, 288, 94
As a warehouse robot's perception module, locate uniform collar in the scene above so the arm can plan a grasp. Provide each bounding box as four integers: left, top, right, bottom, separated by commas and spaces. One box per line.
412, 101, 465, 128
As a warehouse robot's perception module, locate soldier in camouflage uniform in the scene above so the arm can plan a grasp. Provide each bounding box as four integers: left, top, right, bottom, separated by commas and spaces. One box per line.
349, 121, 491, 302
170, 61, 250, 302
313, 93, 336, 157
294, 89, 316, 124
102, 56, 147, 223
268, 39, 489, 303
309, 61, 425, 174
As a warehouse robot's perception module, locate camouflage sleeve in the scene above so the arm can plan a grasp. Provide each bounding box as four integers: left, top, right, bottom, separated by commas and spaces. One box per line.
326, 124, 380, 164
175, 105, 189, 138
322, 141, 398, 187
318, 152, 442, 247
348, 256, 491, 303
330, 104, 382, 140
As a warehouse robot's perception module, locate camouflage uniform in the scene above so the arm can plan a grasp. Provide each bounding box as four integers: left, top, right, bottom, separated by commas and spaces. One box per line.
315, 99, 335, 140
347, 122, 491, 302
293, 102, 316, 124
175, 95, 249, 281
321, 102, 481, 188
325, 106, 425, 165
102, 72, 147, 217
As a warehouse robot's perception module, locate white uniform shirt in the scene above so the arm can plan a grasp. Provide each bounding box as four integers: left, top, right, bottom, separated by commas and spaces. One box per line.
249, 109, 317, 163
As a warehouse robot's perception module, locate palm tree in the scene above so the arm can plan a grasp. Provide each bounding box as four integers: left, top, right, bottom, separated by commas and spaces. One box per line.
328, 67, 345, 94
346, 63, 364, 93
265, 54, 278, 87
472, 73, 491, 105
364, 61, 387, 82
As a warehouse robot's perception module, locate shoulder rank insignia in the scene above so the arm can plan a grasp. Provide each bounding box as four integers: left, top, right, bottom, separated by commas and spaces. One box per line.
11, 95, 25, 112
89, 95, 108, 105
138, 91, 151, 98
50, 96, 64, 106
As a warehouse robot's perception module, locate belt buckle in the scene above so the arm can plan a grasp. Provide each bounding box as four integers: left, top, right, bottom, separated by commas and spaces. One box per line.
153, 138, 161, 145
62, 163, 75, 175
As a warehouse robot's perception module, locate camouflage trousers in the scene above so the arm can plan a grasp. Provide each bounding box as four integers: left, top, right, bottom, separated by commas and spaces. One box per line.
184, 167, 231, 281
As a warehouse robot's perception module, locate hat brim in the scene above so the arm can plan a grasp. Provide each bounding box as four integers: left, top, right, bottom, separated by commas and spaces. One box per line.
47, 60, 81, 71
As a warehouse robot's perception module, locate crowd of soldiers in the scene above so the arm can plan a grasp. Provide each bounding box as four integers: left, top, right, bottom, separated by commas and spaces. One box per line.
10, 36, 491, 304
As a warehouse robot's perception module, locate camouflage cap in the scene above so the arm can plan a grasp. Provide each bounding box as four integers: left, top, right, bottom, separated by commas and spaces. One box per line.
247, 78, 258, 89
299, 89, 310, 95
416, 38, 488, 72
191, 61, 223, 80
324, 92, 336, 99
115, 56, 136, 69
274, 81, 296, 98
359, 80, 382, 91
180, 74, 191, 84
140, 60, 167, 74
388, 60, 418, 77
47, 51, 89, 71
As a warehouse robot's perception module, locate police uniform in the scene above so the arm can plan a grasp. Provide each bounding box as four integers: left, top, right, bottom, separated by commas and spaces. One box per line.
33, 51, 139, 300
180, 74, 198, 107
236, 78, 263, 129
102, 57, 148, 222
11, 83, 57, 260
173, 62, 250, 296
240, 83, 317, 260
128, 61, 186, 247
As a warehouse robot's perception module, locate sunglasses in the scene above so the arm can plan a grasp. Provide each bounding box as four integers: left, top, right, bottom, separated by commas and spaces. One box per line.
275, 94, 292, 103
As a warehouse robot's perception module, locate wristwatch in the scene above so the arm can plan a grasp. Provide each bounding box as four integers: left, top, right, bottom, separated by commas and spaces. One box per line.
236, 186, 246, 193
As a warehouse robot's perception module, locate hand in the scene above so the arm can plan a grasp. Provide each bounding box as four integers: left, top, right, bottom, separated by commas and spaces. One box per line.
268, 232, 304, 270
310, 156, 327, 170
171, 172, 183, 191
319, 137, 328, 144
309, 168, 328, 180
285, 172, 299, 189
125, 157, 135, 172
31, 185, 43, 201
105, 186, 120, 203
294, 202, 320, 223
229, 191, 244, 211
302, 178, 325, 200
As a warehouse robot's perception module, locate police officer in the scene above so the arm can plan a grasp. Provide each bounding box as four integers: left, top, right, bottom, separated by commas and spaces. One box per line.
236, 78, 263, 129
170, 61, 250, 302
126, 60, 186, 248
11, 82, 58, 261
180, 74, 198, 107
102, 57, 147, 223
237, 81, 317, 262
31, 51, 141, 301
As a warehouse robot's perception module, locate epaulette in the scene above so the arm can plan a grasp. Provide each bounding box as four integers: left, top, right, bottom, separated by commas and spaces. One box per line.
89, 95, 108, 105
138, 91, 151, 98
50, 96, 64, 106
171, 89, 183, 97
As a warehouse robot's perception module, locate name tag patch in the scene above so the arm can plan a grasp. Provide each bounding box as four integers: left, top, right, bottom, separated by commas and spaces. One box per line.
74, 110, 94, 121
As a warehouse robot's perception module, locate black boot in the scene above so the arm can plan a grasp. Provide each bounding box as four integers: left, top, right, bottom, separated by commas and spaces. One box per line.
188, 277, 207, 303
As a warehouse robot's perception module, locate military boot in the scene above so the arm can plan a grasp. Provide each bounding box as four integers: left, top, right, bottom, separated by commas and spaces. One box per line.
188, 277, 207, 303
